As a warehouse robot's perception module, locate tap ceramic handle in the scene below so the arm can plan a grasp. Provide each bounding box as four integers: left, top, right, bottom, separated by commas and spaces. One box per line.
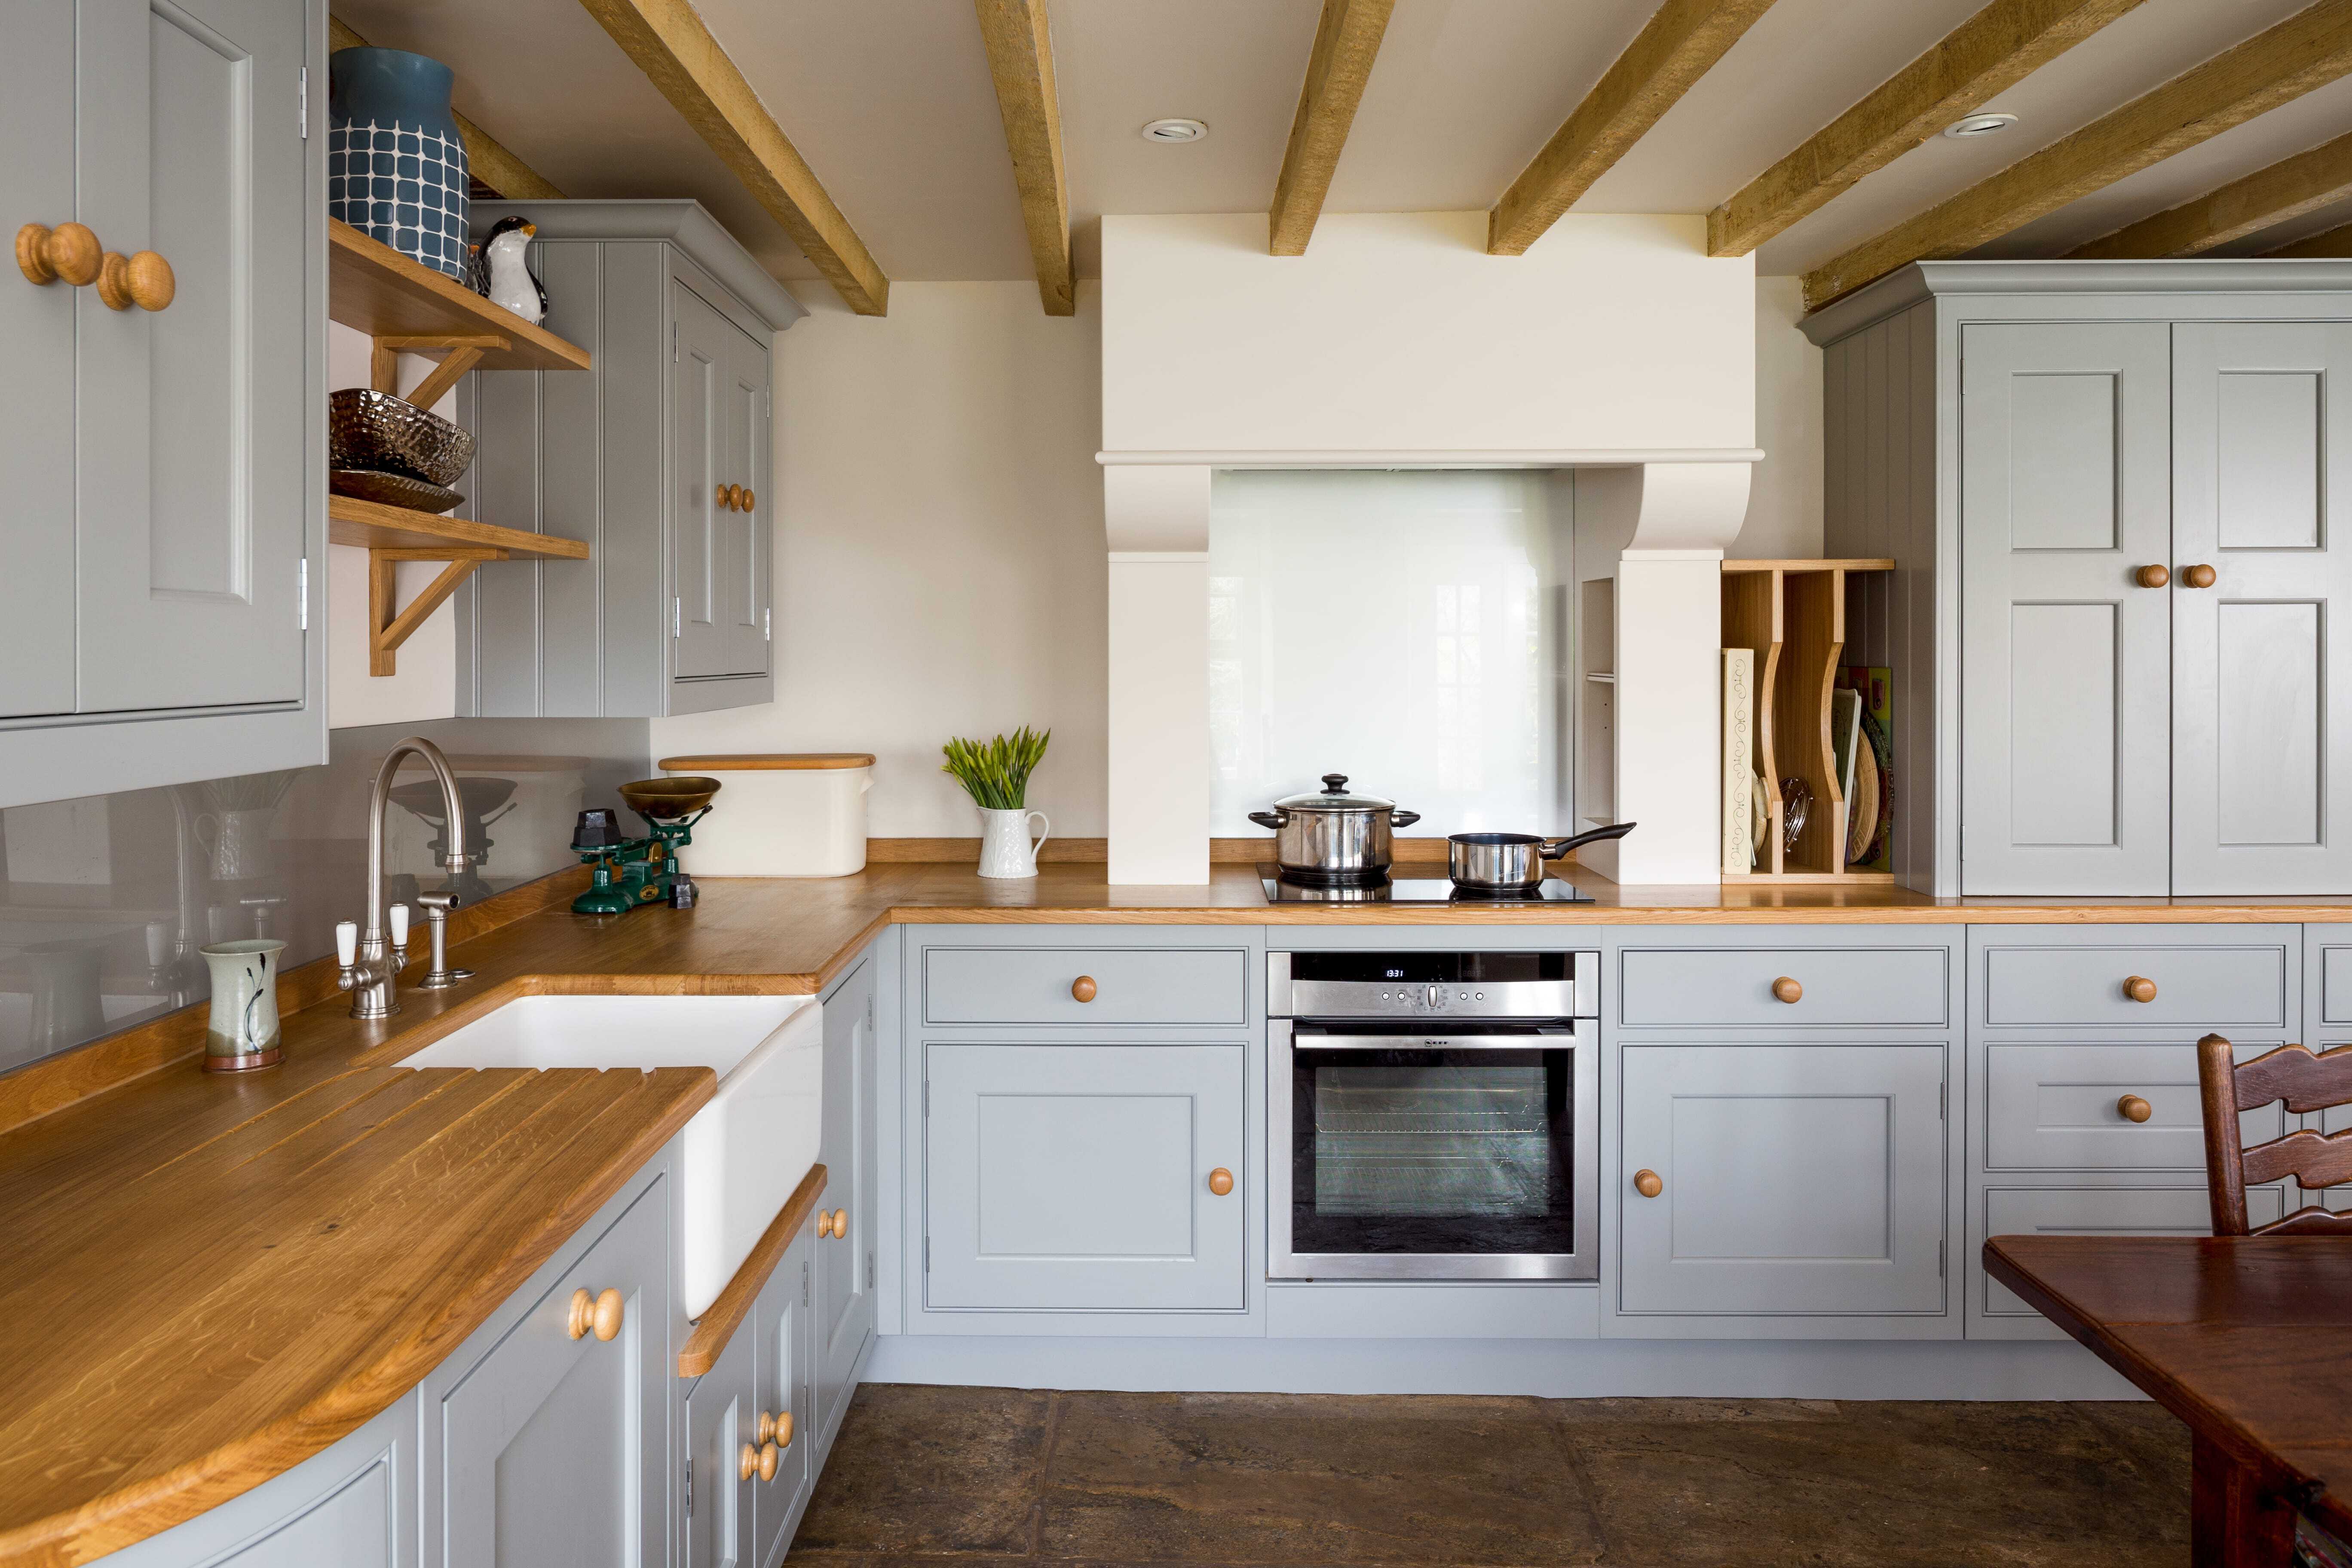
335, 921, 358, 968
387, 903, 410, 949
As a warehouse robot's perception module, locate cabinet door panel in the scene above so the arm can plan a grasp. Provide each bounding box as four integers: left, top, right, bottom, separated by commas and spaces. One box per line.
672, 281, 731, 680
2172, 322, 2352, 894
925, 1042, 1247, 1311
76, 0, 306, 712
685, 1318, 751, 1568
1619, 1044, 1947, 1316
1984, 1041, 2283, 1170
719, 313, 769, 677
440, 1181, 669, 1568
1960, 322, 2171, 894
0, 0, 77, 718
815, 961, 876, 1440
751, 1228, 814, 1568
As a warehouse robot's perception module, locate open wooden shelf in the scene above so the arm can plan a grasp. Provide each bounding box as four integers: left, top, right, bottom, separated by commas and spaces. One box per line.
328, 495, 588, 558
328, 220, 589, 372
1722, 558, 1896, 887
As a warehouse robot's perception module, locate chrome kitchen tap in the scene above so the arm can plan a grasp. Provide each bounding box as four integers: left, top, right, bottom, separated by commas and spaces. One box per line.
339, 737, 471, 1019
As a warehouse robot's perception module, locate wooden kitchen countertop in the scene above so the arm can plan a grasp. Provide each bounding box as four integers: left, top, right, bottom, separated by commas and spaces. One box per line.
7, 860, 2352, 1565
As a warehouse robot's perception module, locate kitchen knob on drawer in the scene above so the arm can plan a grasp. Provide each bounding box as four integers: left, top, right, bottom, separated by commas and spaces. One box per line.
740, 1443, 761, 1481
2123, 975, 2158, 1003
15, 222, 101, 286
759, 1442, 779, 1481
1208, 1167, 1234, 1196
1633, 1168, 1663, 1198
2183, 564, 2217, 589
1771, 976, 1803, 1004
96, 249, 172, 311
2135, 564, 2171, 588
567, 1286, 624, 1341
2118, 1094, 2154, 1124
759, 1410, 793, 1447
817, 1209, 835, 1238
825, 1207, 848, 1237
1071, 974, 1098, 1002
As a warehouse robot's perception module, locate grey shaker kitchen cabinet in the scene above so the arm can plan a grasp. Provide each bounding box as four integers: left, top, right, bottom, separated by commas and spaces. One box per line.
426, 1173, 671, 1568
750, 1221, 817, 1568
684, 1314, 753, 1568
1811, 263, 2352, 897
90, 1391, 416, 1568
0, 0, 325, 805
2304, 927, 2352, 1211
458, 200, 804, 719
922, 1041, 1249, 1313
814, 954, 878, 1448
1615, 1043, 1951, 1325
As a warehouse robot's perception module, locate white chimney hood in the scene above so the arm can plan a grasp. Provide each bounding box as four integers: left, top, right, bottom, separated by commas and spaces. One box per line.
1099, 212, 1760, 885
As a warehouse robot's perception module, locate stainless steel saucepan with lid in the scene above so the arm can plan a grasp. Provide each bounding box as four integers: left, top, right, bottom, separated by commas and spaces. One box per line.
1448, 822, 1635, 891
1250, 774, 1421, 884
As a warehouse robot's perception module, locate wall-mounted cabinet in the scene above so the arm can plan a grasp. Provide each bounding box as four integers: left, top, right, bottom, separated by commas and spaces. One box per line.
1809, 262, 2352, 897
455, 200, 806, 718
0, 0, 324, 808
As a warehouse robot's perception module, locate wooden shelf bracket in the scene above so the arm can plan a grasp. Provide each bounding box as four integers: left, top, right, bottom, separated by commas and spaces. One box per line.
370, 332, 509, 411
369, 547, 504, 677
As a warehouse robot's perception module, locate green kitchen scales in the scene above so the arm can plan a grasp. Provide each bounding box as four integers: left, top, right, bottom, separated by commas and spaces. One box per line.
570, 777, 721, 914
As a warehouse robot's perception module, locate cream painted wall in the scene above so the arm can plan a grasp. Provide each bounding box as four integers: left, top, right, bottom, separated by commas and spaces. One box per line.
325, 321, 460, 730
1732, 275, 1827, 560
650, 282, 1109, 838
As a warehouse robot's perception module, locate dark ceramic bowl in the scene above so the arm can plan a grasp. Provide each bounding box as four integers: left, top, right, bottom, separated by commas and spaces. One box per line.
328, 387, 478, 486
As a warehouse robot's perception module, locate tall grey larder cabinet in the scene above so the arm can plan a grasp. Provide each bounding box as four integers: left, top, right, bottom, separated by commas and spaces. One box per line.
1806, 262, 2352, 899
457, 200, 806, 718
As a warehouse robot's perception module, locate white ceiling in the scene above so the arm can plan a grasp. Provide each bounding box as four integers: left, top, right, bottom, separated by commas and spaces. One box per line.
332, 0, 2352, 303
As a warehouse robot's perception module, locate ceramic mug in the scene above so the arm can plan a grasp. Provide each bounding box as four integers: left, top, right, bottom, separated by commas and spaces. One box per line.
977, 808, 1050, 879
200, 939, 287, 1072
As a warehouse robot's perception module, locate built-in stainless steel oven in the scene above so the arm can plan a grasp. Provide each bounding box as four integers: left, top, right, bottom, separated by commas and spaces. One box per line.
1268, 949, 1600, 1282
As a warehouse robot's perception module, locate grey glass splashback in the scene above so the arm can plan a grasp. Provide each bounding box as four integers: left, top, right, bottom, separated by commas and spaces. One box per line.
0, 718, 652, 1075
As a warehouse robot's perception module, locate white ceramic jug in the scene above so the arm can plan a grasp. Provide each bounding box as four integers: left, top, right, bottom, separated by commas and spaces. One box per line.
977, 808, 1050, 879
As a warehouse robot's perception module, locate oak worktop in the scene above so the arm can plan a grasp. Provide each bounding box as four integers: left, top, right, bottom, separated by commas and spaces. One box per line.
6, 861, 2350, 1566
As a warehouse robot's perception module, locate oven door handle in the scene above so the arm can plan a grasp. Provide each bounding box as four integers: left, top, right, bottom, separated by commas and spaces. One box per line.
1289, 1026, 1583, 1051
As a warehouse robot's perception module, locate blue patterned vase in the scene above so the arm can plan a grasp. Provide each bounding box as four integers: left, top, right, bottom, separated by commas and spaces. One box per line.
327, 48, 470, 280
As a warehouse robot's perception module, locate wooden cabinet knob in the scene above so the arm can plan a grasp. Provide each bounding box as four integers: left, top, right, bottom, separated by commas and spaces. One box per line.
2134, 564, 2170, 588
759, 1441, 779, 1481
821, 1207, 847, 1238
1771, 976, 1802, 1004
567, 1286, 624, 1341
2182, 564, 2217, 589
739, 1442, 761, 1481
2117, 1094, 2153, 1124
2123, 975, 2158, 1003
96, 249, 173, 311
740, 489, 754, 511
1633, 1168, 1663, 1198
817, 1209, 834, 1238
1208, 1166, 1234, 1196
15, 221, 101, 286
759, 1409, 793, 1447
1071, 975, 1098, 1002
716, 483, 732, 509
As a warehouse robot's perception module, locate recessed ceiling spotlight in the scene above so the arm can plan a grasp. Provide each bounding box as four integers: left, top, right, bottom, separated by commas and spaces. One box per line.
1942, 111, 2019, 139
1141, 118, 1208, 144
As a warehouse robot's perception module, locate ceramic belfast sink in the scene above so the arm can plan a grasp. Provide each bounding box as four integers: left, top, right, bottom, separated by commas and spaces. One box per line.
398, 993, 821, 1317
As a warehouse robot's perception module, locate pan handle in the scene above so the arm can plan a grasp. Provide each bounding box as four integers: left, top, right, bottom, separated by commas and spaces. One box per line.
1543, 821, 1636, 858
1247, 810, 1286, 830
1389, 810, 1421, 829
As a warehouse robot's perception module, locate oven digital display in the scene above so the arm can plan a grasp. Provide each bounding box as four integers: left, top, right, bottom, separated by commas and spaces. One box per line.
1289, 952, 1571, 986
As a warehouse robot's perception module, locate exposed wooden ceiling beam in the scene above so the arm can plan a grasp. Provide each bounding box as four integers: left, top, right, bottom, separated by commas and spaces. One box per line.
1489, 0, 1779, 256
1708, 0, 2145, 257
2266, 220, 2352, 257
973, 0, 1073, 315
2070, 129, 2352, 257
328, 15, 565, 200
1804, 0, 2352, 309
577, 0, 890, 315
1268, 0, 1396, 256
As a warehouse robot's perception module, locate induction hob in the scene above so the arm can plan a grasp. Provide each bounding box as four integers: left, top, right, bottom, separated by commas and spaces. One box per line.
1259, 868, 1595, 904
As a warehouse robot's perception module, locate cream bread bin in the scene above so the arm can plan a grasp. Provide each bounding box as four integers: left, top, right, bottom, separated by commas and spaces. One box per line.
658, 753, 874, 876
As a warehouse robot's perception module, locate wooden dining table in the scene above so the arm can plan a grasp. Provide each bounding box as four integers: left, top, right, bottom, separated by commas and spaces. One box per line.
1984, 1234, 2352, 1567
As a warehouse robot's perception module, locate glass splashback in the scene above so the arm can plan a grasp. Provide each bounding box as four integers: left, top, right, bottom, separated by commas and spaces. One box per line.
1207, 469, 1571, 836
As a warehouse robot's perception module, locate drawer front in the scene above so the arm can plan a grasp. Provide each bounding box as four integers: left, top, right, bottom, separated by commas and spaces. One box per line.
924, 946, 1247, 1026
1984, 1043, 2285, 1170
1980, 939, 2288, 1029
1978, 1185, 2284, 1320
2320, 940, 2352, 1027
1618, 946, 1949, 1029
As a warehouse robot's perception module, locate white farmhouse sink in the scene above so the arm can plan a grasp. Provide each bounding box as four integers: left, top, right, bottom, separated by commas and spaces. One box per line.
399, 993, 821, 1317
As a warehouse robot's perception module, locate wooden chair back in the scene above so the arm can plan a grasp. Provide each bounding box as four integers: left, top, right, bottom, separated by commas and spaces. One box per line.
2198, 1033, 2352, 1237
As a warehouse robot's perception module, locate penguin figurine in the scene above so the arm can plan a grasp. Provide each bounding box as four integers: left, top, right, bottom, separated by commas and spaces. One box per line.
480, 216, 546, 325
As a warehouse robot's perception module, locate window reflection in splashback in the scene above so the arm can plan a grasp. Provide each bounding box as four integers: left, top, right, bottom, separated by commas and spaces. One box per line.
0, 719, 652, 1076
1208, 469, 1572, 836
